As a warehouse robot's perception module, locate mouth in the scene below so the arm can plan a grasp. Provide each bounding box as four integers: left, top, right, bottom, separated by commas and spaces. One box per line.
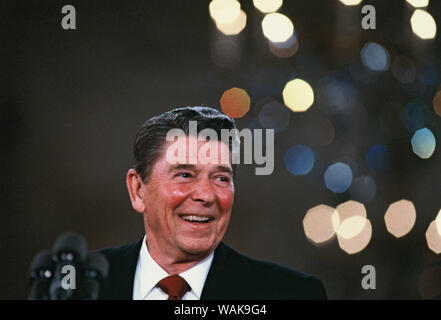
178, 214, 215, 224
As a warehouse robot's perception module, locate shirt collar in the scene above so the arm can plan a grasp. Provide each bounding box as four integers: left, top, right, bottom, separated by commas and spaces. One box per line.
138, 235, 214, 299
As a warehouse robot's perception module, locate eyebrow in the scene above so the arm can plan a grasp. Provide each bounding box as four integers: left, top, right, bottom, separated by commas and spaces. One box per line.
168, 164, 233, 175
169, 164, 196, 172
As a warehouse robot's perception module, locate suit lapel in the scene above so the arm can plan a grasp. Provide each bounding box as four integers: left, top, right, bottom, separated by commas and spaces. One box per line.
200, 242, 236, 300
101, 238, 143, 299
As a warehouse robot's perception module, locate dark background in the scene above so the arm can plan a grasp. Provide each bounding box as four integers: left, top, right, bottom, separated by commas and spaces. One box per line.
2, 0, 441, 299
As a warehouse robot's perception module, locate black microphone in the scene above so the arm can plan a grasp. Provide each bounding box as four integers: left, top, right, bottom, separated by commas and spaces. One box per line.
28, 250, 54, 300
77, 252, 109, 299
48, 233, 88, 300
51, 233, 87, 264
28, 232, 108, 300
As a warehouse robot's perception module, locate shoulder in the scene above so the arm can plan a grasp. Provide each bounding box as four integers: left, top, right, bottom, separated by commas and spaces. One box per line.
92, 238, 143, 300
206, 243, 327, 300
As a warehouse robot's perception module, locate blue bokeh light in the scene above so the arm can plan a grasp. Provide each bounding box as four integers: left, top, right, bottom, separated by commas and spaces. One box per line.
284, 145, 315, 176
361, 42, 390, 72
366, 145, 390, 174
411, 128, 436, 159
400, 100, 427, 132
324, 162, 353, 193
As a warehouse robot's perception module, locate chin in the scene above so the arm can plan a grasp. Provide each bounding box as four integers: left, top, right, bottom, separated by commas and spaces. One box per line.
179, 238, 217, 257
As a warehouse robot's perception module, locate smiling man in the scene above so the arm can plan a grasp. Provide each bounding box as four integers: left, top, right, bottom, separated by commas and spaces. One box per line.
96, 106, 327, 300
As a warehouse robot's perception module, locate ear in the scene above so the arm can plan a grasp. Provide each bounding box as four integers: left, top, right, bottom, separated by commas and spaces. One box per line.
126, 169, 146, 213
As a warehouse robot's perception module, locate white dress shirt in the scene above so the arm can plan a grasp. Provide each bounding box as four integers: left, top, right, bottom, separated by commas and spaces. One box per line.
132, 235, 214, 300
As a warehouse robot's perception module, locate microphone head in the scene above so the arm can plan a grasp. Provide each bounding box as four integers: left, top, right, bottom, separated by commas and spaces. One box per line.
52, 232, 87, 263
28, 278, 51, 300
29, 249, 54, 280
85, 252, 109, 279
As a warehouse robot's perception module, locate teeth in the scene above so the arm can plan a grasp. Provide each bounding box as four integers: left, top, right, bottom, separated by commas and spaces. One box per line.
182, 215, 211, 222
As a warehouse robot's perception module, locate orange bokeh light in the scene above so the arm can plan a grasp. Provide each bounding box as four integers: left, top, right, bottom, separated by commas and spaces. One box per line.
220, 87, 251, 118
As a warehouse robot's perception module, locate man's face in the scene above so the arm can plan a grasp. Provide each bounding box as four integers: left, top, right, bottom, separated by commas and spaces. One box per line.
137, 135, 234, 260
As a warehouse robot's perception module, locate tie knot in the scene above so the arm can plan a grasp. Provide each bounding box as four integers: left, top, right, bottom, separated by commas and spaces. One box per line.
157, 275, 190, 300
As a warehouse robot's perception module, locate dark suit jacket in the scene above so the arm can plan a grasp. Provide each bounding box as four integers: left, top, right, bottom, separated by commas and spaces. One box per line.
96, 238, 327, 300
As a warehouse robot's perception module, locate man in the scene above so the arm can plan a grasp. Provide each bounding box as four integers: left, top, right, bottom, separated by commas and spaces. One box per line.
97, 106, 327, 300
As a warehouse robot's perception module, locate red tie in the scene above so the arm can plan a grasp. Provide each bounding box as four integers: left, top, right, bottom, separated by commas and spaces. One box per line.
157, 275, 190, 300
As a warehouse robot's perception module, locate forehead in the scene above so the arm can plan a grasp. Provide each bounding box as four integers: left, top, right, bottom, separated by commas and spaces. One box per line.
159, 134, 232, 168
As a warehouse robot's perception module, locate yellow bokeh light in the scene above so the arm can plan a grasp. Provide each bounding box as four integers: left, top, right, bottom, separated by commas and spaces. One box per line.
220, 87, 251, 118
282, 79, 314, 112
406, 0, 429, 8
216, 9, 247, 35
337, 219, 372, 254
336, 200, 367, 221
338, 0, 363, 6
253, 0, 283, 13
335, 201, 367, 239
303, 204, 340, 245
209, 0, 241, 24
337, 216, 367, 239
426, 220, 441, 254
384, 199, 416, 238
261, 13, 294, 43
433, 91, 441, 117
411, 9, 437, 40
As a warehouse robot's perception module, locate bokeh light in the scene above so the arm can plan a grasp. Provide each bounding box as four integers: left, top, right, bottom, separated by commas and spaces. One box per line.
324, 162, 353, 193
339, 156, 359, 177
406, 0, 429, 8
282, 79, 314, 112
420, 61, 439, 86
411, 128, 436, 159
433, 90, 441, 117
391, 55, 416, 84
366, 145, 390, 174
261, 13, 294, 43
253, 0, 283, 13
426, 220, 441, 254
337, 219, 372, 254
303, 204, 340, 245
317, 76, 359, 113
435, 209, 441, 235
338, 0, 363, 5
284, 145, 315, 176
209, 0, 241, 24
220, 87, 251, 118
258, 99, 290, 133
215, 9, 247, 36
349, 175, 376, 204
360, 42, 390, 72
268, 33, 299, 58
410, 9, 437, 40
400, 100, 428, 132
384, 199, 417, 238
337, 216, 367, 240
335, 200, 367, 223
335, 201, 371, 254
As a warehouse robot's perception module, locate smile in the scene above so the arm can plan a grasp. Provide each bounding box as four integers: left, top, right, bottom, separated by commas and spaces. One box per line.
179, 214, 215, 224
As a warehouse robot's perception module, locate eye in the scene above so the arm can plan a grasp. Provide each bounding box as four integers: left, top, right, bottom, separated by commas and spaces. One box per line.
215, 175, 230, 184
176, 172, 193, 179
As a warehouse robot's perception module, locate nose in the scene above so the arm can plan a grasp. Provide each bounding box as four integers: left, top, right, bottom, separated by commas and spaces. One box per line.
191, 177, 216, 206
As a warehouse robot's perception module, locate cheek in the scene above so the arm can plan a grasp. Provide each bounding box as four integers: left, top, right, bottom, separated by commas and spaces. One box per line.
216, 189, 234, 213
163, 184, 192, 209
